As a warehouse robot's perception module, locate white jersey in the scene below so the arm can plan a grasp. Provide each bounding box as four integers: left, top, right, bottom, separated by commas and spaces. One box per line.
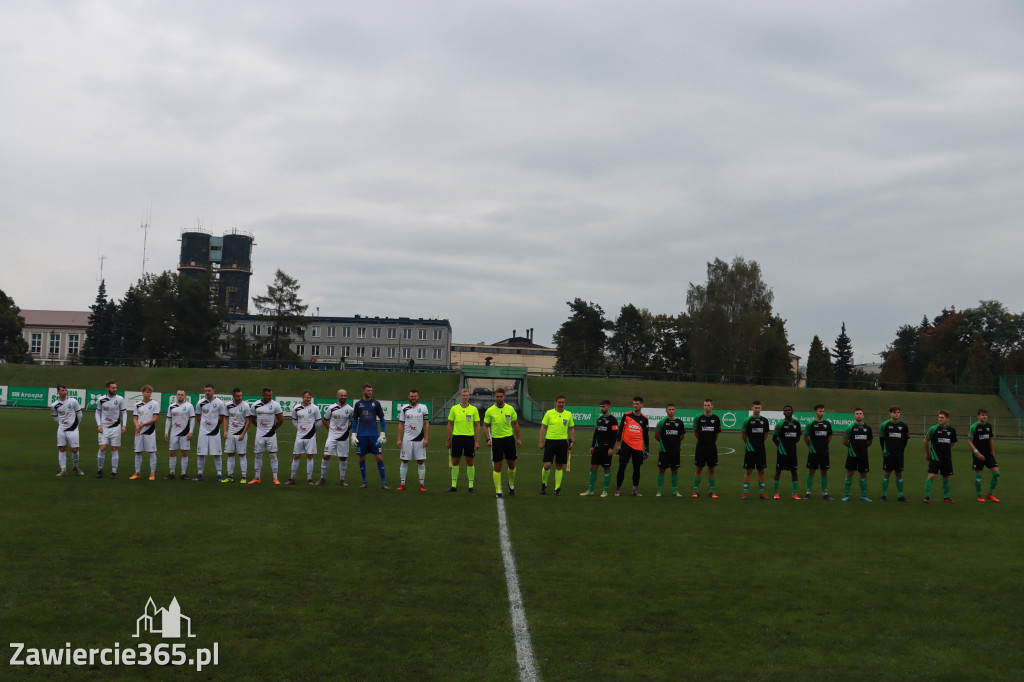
225, 400, 252, 437
95, 394, 127, 428
196, 397, 227, 437
252, 400, 284, 437
399, 403, 429, 443
52, 398, 83, 432
133, 399, 160, 436
292, 403, 322, 442
164, 401, 196, 437
323, 402, 354, 442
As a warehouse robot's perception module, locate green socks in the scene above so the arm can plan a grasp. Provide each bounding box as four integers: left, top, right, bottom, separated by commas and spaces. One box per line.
821, 474, 828, 494
975, 473, 983, 495
709, 477, 716, 493
925, 477, 934, 496
758, 481, 765, 494
508, 466, 517, 488
844, 476, 852, 496
791, 480, 798, 495
743, 481, 750, 494
896, 477, 904, 496
806, 474, 814, 494
773, 480, 780, 495
451, 466, 459, 488
493, 470, 502, 493
942, 478, 950, 498
657, 472, 665, 493
467, 465, 475, 487
990, 470, 1000, 492
860, 477, 867, 494
554, 469, 563, 490
693, 476, 701, 493
541, 468, 550, 486
671, 472, 678, 493
882, 475, 890, 496
602, 471, 611, 493
588, 469, 598, 493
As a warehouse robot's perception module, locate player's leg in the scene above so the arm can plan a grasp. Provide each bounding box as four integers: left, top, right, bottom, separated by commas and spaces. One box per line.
541, 444, 554, 494
615, 451, 630, 494
57, 443, 67, 475
288, 447, 301, 483
894, 467, 905, 500
859, 462, 871, 502
742, 463, 753, 498
986, 463, 1000, 501
671, 466, 680, 496
449, 454, 462, 491
270, 447, 280, 484
630, 449, 642, 495
507, 456, 517, 495
693, 464, 703, 497
416, 455, 426, 490
924, 468, 936, 501
553, 445, 566, 494
843, 467, 855, 501
250, 439, 264, 483
881, 467, 892, 501
942, 474, 952, 501
584, 462, 598, 496
180, 443, 191, 480
773, 466, 783, 498
756, 465, 766, 498
465, 454, 475, 492
110, 445, 119, 477
399, 456, 409, 489
97, 440, 106, 476
493, 446, 504, 496
375, 450, 388, 488
708, 465, 717, 498
657, 466, 666, 496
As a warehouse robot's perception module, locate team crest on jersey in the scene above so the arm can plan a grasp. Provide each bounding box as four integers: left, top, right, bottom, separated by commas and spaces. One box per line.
562, 419, 568, 426
505, 414, 511, 423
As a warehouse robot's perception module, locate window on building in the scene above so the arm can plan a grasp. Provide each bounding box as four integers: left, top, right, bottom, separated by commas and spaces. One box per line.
372, 328, 382, 339
402, 347, 411, 359
418, 329, 427, 340
342, 346, 351, 357
29, 333, 42, 354
48, 333, 60, 355
310, 345, 320, 356
296, 344, 305, 355
402, 328, 412, 339
327, 326, 336, 338
434, 329, 444, 340
387, 347, 396, 359
68, 334, 80, 355
252, 324, 261, 336
433, 348, 443, 360
356, 346, 365, 358
342, 327, 351, 338
357, 327, 366, 339
387, 328, 396, 339
371, 347, 381, 358
326, 345, 336, 357
311, 326, 321, 338
417, 348, 427, 359
220, 341, 231, 353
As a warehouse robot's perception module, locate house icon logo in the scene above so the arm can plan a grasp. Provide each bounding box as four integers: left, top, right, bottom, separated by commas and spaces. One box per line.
133, 597, 196, 638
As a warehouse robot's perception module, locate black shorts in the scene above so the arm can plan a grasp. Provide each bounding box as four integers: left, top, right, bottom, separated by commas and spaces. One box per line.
775, 451, 798, 472
695, 442, 718, 468
451, 435, 476, 460
590, 444, 614, 468
490, 436, 517, 463
543, 440, 569, 465
743, 449, 766, 471
845, 453, 869, 474
928, 456, 954, 477
806, 451, 830, 471
971, 452, 998, 471
658, 450, 681, 470
883, 451, 905, 473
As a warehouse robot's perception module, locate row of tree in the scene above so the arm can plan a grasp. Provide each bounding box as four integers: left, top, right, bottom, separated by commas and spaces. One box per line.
0, 289, 33, 363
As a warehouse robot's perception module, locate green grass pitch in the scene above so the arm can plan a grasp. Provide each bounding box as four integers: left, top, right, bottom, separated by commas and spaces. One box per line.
3, 408, 1023, 680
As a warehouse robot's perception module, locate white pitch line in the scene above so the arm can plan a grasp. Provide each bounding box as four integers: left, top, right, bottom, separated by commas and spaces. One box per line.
496, 498, 541, 682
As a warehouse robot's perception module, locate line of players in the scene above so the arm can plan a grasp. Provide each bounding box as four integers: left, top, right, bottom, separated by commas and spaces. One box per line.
50, 384, 1002, 503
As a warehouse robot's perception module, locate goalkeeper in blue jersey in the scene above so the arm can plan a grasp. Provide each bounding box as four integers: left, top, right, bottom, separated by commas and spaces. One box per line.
353, 383, 388, 489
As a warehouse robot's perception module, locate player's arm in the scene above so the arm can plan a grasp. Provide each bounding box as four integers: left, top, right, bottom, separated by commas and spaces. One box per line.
422, 419, 429, 447
51, 403, 59, 423
133, 411, 142, 435
164, 411, 172, 439
482, 414, 491, 443
95, 406, 102, 430
740, 421, 748, 445
641, 420, 648, 451
569, 424, 576, 450
866, 428, 873, 447
591, 426, 599, 451
446, 418, 454, 447
968, 425, 984, 460
511, 417, 520, 446
186, 407, 194, 440
239, 408, 251, 438
655, 422, 663, 444
397, 418, 405, 447
376, 402, 386, 435
120, 407, 127, 433
538, 422, 547, 449
923, 431, 931, 460
275, 413, 284, 428
473, 416, 480, 450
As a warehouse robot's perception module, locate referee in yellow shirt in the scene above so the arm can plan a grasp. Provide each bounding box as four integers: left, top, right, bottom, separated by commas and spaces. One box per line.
483, 388, 522, 498
446, 388, 480, 492
538, 394, 575, 496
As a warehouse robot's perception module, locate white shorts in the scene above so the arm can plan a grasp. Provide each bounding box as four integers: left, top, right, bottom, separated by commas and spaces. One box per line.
401, 440, 427, 461
197, 434, 222, 456
224, 434, 249, 454
168, 435, 192, 452
98, 426, 122, 447
254, 436, 278, 454
293, 438, 318, 456
134, 434, 157, 453
325, 438, 351, 457
57, 429, 80, 449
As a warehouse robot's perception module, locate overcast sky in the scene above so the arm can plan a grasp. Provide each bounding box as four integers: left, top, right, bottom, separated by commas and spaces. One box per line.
3, 0, 1022, 363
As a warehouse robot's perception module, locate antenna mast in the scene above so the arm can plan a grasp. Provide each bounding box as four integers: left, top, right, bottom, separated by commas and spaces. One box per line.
140, 205, 152, 276
97, 253, 107, 282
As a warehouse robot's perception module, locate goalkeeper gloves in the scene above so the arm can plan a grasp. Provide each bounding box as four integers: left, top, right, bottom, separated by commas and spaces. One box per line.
376, 433, 387, 445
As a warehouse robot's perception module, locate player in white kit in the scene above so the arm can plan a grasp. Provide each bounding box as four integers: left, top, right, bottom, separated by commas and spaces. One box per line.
95, 381, 127, 478
194, 384, 227, 482
397, 389, 430, 491
52, 384, 84, 476
223, 388, 252, 484
164, 389, 195, 479
130, 385, 161, 480
319, 388, 354, 486
249, 387, 284, 485
287, 390, 322, 485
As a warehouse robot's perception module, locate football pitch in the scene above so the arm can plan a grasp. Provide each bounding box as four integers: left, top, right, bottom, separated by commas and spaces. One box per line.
3, 408, 1023, 680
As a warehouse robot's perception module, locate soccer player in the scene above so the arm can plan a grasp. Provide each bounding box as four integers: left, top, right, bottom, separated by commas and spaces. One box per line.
615, 396, 648, 497
320, 388, 354, 485
655, 403, 685, 497
397, 389, 431, 491
539, 394, 575, 496
249, 387, 284, 484
803, 404, 833, 500
878, 405, 910, 502
924, 410, 957, 503
223, 388, 252, 484
286, 390, 322, 485
483, 387, 521, 498
842, 408, 873, 502
581, 399, 617, 497
194, 384, 228, 482
95, 381, 127, 478
968, 408, 999, 502
771, 405, 802, 500
446, 388, 480, 492
52, 384, 84, 476
741, 400, 770, 499
353, 383, 388, 489
692, 399, 721, 498
130, 385, 160, 480
164, 389, 195, 480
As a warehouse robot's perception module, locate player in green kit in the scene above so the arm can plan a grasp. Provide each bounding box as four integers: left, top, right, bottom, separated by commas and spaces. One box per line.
842, 408, 873, 502
924, 410, 957, 503
654, 403, 685, 497
771, 405, 802, 500
581, 399, 617, 497
538, 395, 575, 496
741, 401, 770, 499
483, 388, 522, 498
803, 404, 833, 499
878, 405, 910, 502
446, 389, 480, 492
692, 399, 721, 498
968, 408, 999, 502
